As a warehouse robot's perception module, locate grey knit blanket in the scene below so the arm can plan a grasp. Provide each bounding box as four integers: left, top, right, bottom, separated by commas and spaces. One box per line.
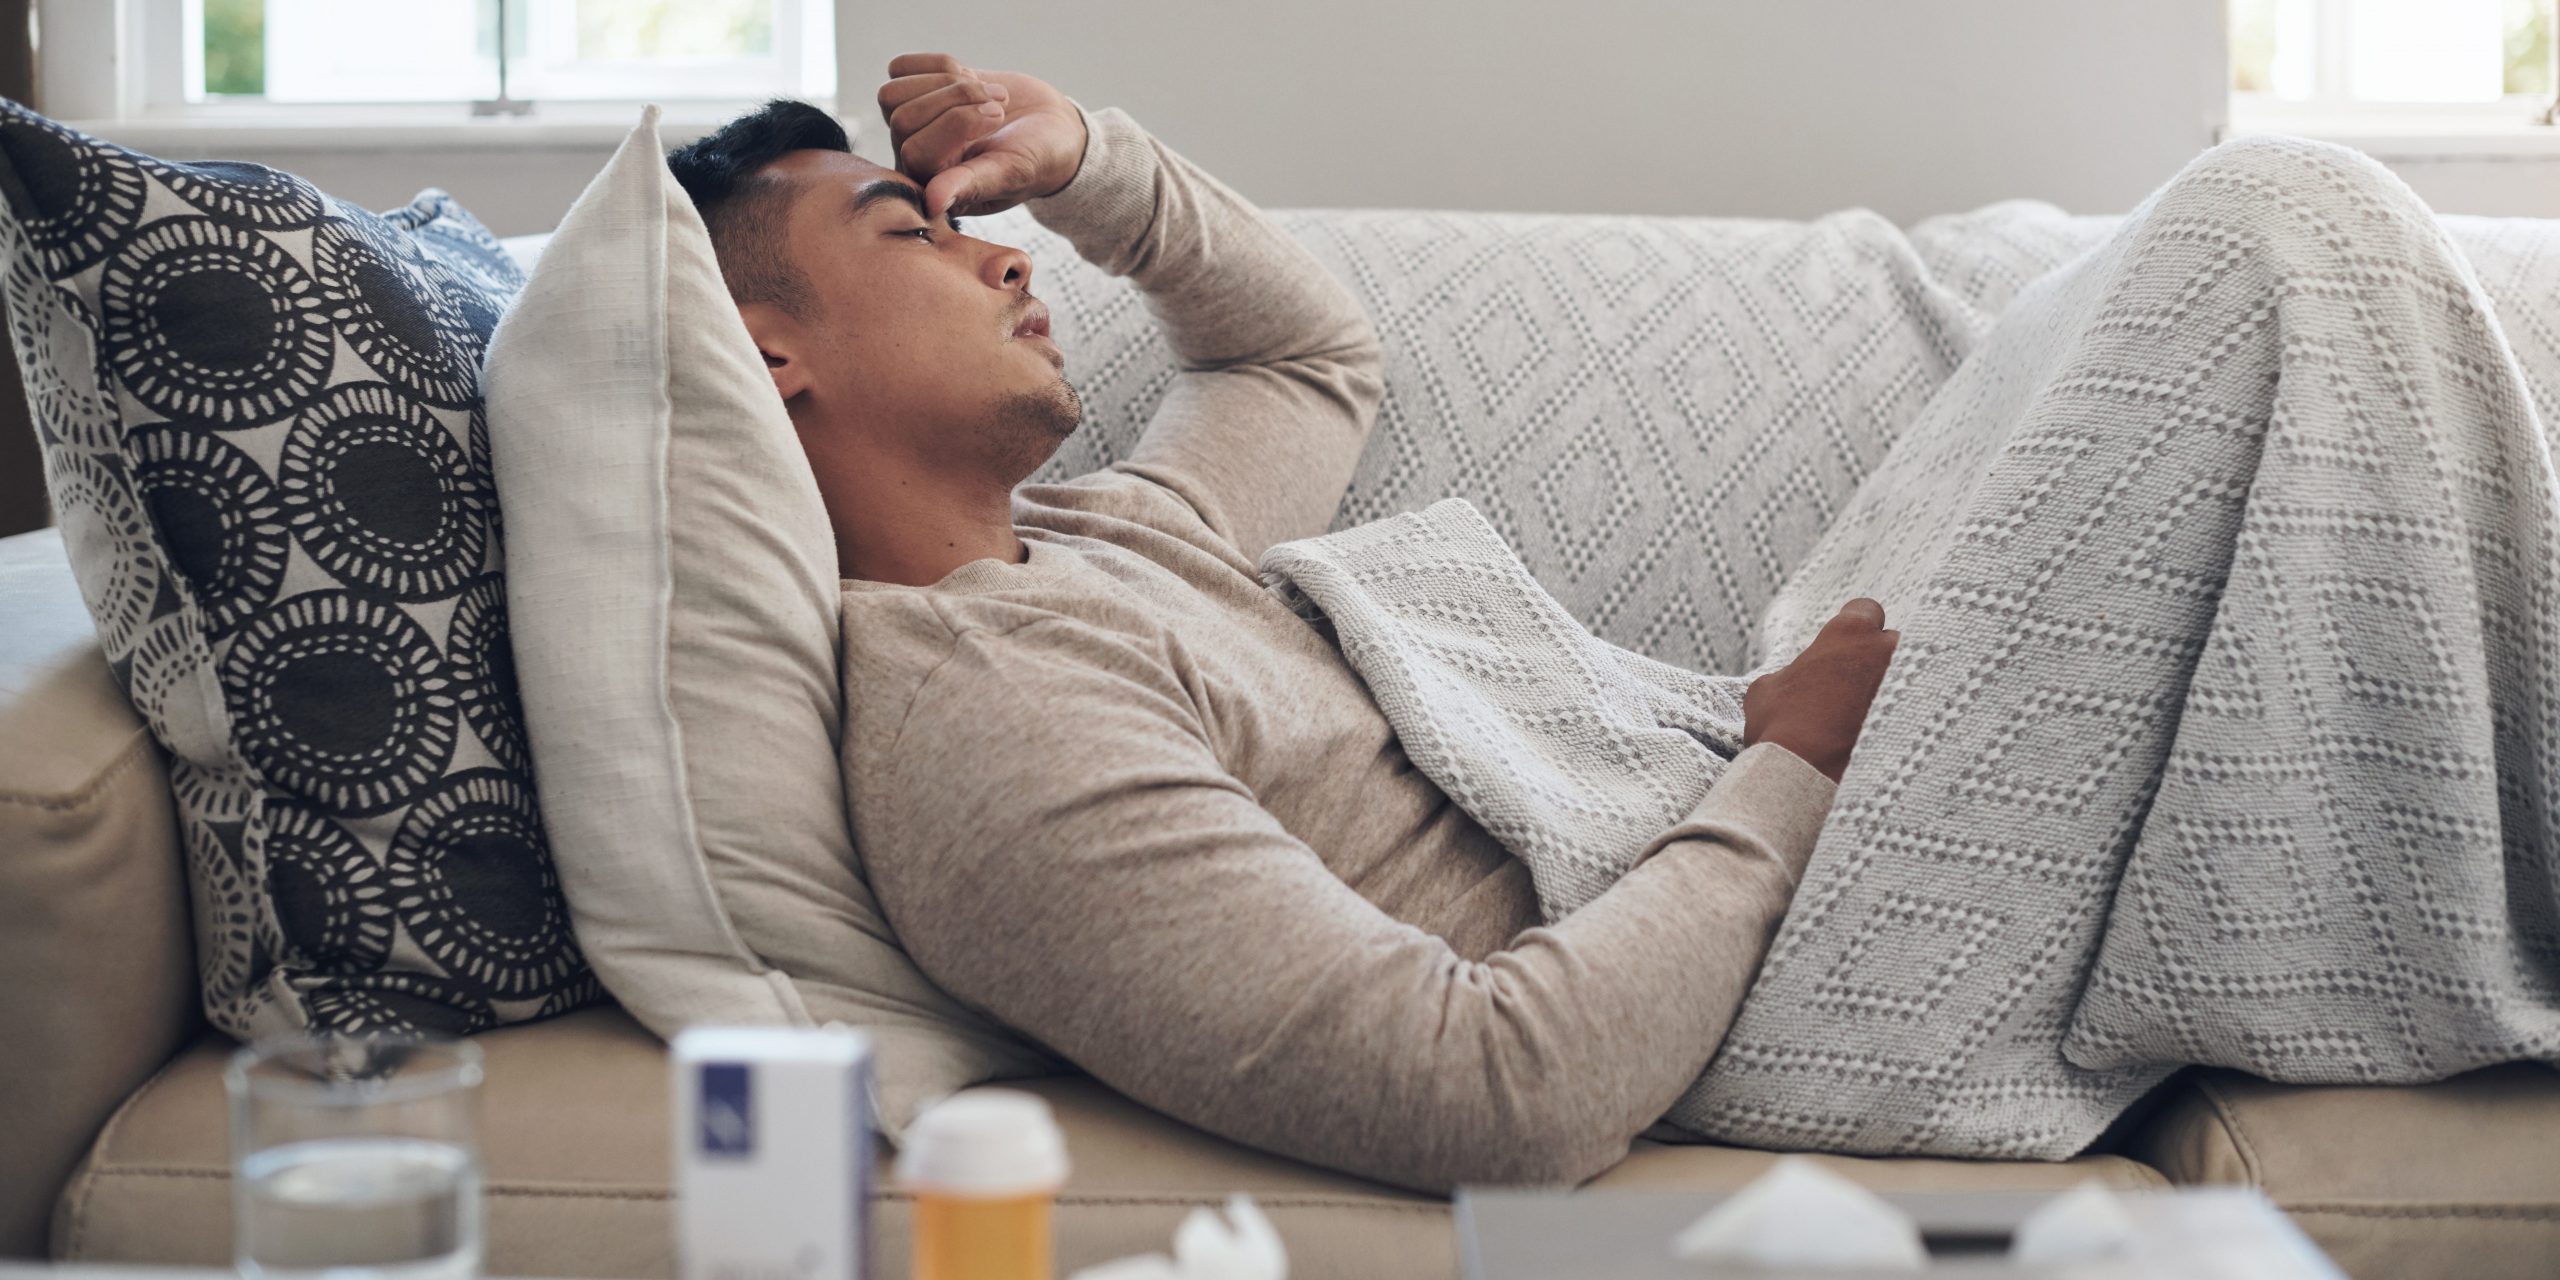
1260, 136, 2560, 1158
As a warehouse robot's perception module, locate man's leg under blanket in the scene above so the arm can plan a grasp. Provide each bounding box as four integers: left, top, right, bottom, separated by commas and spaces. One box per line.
1671, 136, 2560, 1158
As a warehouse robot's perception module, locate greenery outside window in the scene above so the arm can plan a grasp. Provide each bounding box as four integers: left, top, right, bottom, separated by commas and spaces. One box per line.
181, 0, 832, 112
2231, 0, 2559, 122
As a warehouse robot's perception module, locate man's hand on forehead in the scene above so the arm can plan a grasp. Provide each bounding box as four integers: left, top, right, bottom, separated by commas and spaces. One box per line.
876, 52, 1090, 222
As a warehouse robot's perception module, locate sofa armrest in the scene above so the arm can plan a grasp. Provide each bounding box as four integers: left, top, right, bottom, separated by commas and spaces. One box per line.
0, 528, 199, 1260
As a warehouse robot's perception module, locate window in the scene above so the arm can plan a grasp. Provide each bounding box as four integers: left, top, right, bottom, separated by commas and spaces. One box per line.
92, 0, 834, 120
200, 0, 497, 104
2232, 0, 2556, 119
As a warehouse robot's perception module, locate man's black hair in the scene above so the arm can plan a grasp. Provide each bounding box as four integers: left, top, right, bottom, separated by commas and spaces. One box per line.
666, 99, 851, 316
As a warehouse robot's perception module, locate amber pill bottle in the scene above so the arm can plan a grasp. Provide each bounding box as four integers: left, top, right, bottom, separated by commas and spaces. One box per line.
896, 1090, 1070, 1280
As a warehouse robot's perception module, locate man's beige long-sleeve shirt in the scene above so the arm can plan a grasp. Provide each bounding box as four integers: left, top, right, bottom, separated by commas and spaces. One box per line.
838, 106, 1837, 1193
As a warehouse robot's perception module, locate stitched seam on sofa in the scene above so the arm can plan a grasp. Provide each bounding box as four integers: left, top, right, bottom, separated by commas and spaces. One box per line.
62, 1045, 200, 1260
2279, 1202, 2560, 1222
77, 1169, 1448, 1214
1000, 1192, 1444, 1213
0, 729, 153, 812
2193, 1075, 2265, 1186
86, 1168, 668, 1200
80, 1165, 2162, 1215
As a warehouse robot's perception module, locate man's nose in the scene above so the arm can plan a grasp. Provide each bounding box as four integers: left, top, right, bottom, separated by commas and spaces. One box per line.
981, 241, 1033, 292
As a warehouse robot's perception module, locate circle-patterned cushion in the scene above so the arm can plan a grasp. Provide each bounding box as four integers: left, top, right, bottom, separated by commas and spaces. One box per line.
0, 98, 599, 1038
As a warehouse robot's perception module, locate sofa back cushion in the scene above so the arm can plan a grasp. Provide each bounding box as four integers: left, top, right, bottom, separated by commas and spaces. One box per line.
1905, 198, 2560, 443
1904, 199, 2123, 321
0, 101, 599, 1039
989, 205, 1984, 672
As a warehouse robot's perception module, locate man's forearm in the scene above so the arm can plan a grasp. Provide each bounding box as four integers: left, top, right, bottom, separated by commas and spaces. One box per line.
1026, 105, 1380, 373
1339, 740, 1837, 1187
1021, 105, 1383, 561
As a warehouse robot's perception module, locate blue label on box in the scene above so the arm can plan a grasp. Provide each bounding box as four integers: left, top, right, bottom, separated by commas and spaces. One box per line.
699, 1062, 753, 1157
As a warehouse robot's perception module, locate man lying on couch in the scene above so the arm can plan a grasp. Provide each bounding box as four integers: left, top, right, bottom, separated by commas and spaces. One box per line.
665, 53, 2560, 1190
667, 54, 1887, 1188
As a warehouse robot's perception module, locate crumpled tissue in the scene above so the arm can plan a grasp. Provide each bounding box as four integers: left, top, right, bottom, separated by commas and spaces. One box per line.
2010, 1180, 2140, 1263
1670, 1156, 1926, 1270
1068, 1194, 1287, 1280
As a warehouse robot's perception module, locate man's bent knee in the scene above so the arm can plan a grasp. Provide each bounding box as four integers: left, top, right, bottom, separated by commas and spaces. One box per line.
2173, 133, 2414, 214
2147, 133, 2440, 271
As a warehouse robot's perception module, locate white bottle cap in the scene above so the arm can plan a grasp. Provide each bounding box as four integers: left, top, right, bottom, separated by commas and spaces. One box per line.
894, 1088, 1070, 1197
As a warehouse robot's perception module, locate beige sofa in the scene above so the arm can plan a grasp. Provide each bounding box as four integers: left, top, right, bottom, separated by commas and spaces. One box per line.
6, 518, 2559, 1278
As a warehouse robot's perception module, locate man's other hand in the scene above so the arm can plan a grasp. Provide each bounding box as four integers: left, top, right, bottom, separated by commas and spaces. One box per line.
877, 52, 1089, 221
1742, 599, 1898, 783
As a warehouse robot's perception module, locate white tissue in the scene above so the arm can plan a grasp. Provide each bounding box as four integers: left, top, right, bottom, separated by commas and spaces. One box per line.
1670, 1156, 1926, 1270
2010, 1180, 2140, 1264
1067, 1194, 1287, 1280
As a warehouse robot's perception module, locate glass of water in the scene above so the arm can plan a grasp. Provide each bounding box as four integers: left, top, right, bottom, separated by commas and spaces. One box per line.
227, 1033, 486, 1280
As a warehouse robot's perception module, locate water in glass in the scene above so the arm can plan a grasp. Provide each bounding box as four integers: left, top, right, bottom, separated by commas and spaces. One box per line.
237, 1135, 483, 1280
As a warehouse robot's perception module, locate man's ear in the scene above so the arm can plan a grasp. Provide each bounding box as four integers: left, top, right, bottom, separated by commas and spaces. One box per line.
737, 301, 815, 403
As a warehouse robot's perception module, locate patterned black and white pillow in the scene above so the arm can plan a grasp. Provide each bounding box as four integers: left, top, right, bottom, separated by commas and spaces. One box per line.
0, 99, 599, 1037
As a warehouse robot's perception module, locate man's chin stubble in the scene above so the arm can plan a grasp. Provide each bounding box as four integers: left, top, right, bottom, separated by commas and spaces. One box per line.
1041, 375, 1084, 439
983, 376, 1086, 475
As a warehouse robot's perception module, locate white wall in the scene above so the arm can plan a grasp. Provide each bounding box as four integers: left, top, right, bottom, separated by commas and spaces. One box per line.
2368, 151, 2560, 217
841, 0, 2233, 224
99, 0, 2560, 234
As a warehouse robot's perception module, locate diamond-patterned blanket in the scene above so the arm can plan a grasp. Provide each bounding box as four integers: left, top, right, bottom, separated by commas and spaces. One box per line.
1266, 135, 2560, 1158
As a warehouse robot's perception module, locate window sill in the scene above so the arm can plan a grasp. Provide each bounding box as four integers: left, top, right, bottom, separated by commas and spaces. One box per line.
2223, 112, 2560, 159
64, 103, 852, 154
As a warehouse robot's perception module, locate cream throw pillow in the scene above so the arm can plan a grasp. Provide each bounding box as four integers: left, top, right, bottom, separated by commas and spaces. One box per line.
485, 107, 1045, 1134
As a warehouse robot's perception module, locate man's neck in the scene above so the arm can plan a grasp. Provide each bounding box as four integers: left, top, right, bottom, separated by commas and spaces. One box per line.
829, 460, 1026, 587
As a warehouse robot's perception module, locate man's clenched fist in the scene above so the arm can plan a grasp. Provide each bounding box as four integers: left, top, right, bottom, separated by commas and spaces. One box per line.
877, 52, 1088, 221
1742, 599, 1899, 783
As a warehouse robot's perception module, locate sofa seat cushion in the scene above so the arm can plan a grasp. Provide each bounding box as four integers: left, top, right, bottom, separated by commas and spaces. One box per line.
57, 1008, 2165, 1279
2128, 1066, 2560, 1280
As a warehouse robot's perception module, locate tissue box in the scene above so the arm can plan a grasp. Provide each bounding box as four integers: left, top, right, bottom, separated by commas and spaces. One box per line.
673, 1026, 876, 1280
1456, 1185, 2344, 1279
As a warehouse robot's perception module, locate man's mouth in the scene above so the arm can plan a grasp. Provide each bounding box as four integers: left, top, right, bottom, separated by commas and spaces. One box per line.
1011, 300, 1052, 341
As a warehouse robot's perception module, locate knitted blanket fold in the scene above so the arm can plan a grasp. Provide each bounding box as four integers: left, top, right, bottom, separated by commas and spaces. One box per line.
1261, 135, 2560, 1159
1262, 499, 1752, 918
